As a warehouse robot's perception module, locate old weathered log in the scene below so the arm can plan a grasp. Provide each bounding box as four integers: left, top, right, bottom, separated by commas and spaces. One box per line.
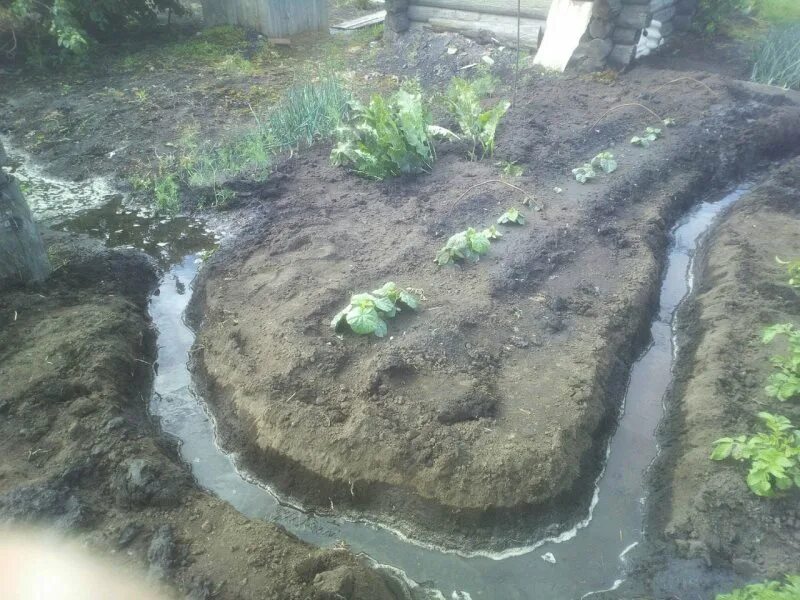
408, 0, 551, 20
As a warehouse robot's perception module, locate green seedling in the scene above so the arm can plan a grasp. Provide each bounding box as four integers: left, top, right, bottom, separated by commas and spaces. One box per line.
590, 151, 617, 174
776, 256, 800, 290
498, 160, 524, 177
572, 164, 596, 183
483, 225, 503, 240
763, 323, 800, 402
711, 412, 800, 497
436, 227, 492, 265
331, 282, 420, 337
631, 126, 663, 147
662, 117, 676, 127
497, 208, 526, 225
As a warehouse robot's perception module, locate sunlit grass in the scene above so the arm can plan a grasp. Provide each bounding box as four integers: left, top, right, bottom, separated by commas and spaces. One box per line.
751, 24, 800, 90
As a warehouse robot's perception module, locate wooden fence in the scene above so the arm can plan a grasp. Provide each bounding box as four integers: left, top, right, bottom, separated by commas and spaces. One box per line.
201, 0, 328, 37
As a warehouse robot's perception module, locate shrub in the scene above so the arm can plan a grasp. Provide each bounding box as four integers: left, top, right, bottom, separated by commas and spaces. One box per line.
331, 89, 434, 179
751, 25, 800, 90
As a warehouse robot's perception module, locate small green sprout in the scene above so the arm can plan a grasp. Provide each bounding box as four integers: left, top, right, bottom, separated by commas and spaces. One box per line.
497, 160, 524, 177
631, 126, 663, 147
662, 117, 676, 127
572, 164, 596, 183
483, 225, 503, 240
436, 227, 492, 265
497, 208, 526, 225
331, 283, 420, 337
763, 323, 800, 402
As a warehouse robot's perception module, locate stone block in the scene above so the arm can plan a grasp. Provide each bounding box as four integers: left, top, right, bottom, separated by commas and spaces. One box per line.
589, 18, 614, 38
617, 4, 650, 28
613, 27, 640, 44
608, 43, 635, 67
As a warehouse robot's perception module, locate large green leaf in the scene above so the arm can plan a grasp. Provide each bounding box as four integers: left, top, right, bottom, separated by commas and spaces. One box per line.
346, 305, 382, 335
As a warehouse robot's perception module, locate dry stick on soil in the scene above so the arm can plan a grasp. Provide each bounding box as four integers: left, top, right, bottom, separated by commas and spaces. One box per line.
590, 103, 663, 131
648, 76, 715, 99
448, 179, 538, 213
512, 0, 521, 108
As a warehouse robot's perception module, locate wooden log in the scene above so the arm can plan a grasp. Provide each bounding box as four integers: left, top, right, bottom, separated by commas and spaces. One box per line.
409, 0, 552, 20
426, 16, 544, 47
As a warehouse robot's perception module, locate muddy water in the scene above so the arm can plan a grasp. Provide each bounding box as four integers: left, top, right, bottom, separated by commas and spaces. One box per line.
12, 146, 750, 599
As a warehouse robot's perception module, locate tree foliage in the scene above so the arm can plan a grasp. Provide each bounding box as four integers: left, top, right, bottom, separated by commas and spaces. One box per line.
1, 0, 183, 56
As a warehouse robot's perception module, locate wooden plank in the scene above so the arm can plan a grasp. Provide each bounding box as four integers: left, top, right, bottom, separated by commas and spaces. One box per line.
331, 10, 387, 30
409, 5, 545, 28
410, 0, 551, 20
533, 0, 593, 71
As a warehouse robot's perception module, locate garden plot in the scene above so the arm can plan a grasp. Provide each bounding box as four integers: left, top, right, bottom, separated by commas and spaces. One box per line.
190, 74, 800, 549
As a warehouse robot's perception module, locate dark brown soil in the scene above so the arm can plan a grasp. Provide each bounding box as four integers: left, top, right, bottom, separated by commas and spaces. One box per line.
190, 67, 800, 548
0, 234, 400, 600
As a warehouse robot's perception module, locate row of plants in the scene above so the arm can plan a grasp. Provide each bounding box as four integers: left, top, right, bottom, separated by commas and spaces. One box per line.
710, 258, 800, 598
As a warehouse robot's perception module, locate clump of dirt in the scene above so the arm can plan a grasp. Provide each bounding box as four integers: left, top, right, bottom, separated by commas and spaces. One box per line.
189, 69, 800, 548
0, 234, 401, 600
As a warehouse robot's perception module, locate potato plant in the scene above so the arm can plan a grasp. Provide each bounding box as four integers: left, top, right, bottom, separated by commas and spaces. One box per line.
444, 77, 510, 160
331, 282, 420, 337
763, 323, 800, 402
331, 90, 434, 180
711, 412, 800, 497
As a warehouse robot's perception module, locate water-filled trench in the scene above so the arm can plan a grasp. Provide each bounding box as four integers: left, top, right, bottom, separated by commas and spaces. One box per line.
7, 145, 750, 599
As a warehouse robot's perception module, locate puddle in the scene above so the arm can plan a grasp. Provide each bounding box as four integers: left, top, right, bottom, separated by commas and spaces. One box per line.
9, 141, 752, 598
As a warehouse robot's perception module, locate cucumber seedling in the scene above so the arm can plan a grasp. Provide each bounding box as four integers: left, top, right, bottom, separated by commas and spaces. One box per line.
497, 208, 526, 225
631, 126, 663, 147
331, 282, 420, 337
436, 227, 492, 265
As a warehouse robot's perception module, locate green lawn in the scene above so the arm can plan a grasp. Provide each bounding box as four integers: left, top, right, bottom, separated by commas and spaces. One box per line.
755, 0, 800, 24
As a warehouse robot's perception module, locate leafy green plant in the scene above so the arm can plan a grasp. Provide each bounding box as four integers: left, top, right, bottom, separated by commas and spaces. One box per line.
498, 160, 524, 177
331, 282, 420, 337
572, 164, 596, 183
631, 127, 663, 147
497, 208, 525, 225
711, 412, 800, 497
763, 323, 800, 402
716, 574, 800, 599
444, 77, 510, 160
483, 225, 503, 240
331, 90, 434, 179
435, 227, 492, 266
154, 173, 179, 213
751, 25, 800, 90
590, 151, 618, 174
776, 256, 800, 289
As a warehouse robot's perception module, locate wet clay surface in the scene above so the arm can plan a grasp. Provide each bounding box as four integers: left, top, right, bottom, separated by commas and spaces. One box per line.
190, 72, 800, 547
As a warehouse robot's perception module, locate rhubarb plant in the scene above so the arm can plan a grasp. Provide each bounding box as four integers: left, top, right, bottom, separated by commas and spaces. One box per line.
331, 283, 420, 337
631, 126, 663, 147
331, 90, 434, 180
711, 412, 800, 497
436, 227, 492, 265
763, 323, 800, 402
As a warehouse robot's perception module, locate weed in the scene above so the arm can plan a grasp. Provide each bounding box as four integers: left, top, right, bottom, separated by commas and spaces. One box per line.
444, 77, 510, 160
631, 126, 663, 147
762, 324, 800, 402
712, 412, 800, 497
497, 208, 525, 225
436, 228, 492, 266
331, 282, 420, 337
331, 89, 434, 179
752, 25, 800, 90
716, 575, 800, 600
154, 173, 179, 213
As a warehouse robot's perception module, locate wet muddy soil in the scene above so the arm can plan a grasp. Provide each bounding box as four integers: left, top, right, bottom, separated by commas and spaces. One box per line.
190, 73, 800, 548
0, 231, 402, 599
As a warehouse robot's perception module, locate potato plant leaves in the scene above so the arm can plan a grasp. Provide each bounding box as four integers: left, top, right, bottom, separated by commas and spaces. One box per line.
331, 284, 420, 338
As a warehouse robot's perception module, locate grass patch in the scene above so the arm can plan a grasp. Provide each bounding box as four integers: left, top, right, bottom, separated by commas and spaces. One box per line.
754, 0, 800, 24
751, 24, 800, 90
154, 172, 180, 213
